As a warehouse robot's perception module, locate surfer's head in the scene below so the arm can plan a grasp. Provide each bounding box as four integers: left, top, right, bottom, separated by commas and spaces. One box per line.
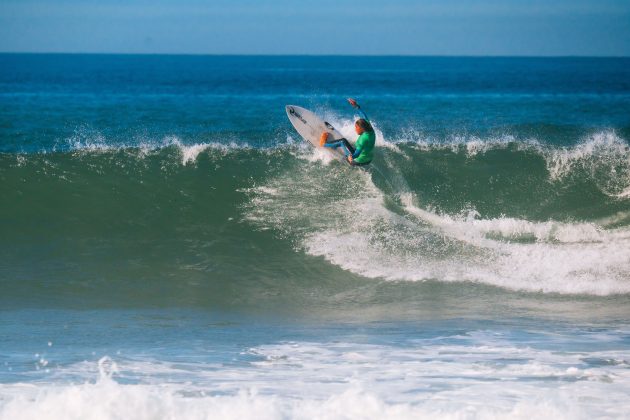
355, 118, 373, 135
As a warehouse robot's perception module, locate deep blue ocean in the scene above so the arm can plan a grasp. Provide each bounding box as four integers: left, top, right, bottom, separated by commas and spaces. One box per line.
1, 54, 630, 419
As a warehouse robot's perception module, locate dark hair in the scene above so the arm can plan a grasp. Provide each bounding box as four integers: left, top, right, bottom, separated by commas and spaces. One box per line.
355, 118, 374, 133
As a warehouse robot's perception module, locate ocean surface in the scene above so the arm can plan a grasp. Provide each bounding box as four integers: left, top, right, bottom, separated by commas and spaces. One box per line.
1, 54, 630, 419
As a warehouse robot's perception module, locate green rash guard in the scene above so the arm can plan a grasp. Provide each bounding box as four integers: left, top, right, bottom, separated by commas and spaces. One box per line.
352, 108, 375, 164
353, 131, 375, 164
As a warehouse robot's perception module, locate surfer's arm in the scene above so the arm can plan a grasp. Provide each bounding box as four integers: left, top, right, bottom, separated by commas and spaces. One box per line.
351, 147, 363, 159
356, 108, 369, 121
347, 98, 369, 121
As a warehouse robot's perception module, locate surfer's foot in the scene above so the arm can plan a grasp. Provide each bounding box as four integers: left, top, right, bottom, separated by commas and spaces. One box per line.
319, 132, 329, 147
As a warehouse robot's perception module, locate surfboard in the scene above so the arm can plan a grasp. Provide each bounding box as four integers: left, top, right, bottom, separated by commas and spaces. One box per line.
285, 105, 347, 159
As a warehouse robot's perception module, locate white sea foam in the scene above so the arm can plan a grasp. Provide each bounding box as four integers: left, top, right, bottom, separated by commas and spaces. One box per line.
295, 142, 339, 165
305, 193, 630, 295
65, 127, 110, 152
2, 336, 629, 420
62, 130, 258, 164
244, 151, 630, 295
167, 139, 251, 165
545, 131, 629, 179
180, 143, 209, 165
391, 129, 525, 156
544, 131, 630, 197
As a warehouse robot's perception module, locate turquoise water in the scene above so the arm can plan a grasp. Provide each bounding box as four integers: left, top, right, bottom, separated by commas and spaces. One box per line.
1, 54, 629, 419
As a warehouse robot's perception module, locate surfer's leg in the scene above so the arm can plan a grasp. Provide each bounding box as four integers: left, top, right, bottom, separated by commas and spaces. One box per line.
323, 140, 343, 148
323, 138, 355, 157
341, 139, 355, 156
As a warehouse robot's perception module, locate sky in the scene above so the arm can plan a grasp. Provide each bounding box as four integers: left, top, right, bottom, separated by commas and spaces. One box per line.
1, 0, 629, 56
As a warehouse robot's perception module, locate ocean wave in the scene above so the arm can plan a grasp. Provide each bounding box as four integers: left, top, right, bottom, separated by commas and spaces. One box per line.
381, 129, 630, 198
2, 128, 629, 297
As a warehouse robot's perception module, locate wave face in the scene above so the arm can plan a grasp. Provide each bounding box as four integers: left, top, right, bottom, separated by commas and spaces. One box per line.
1, 129, 629, 304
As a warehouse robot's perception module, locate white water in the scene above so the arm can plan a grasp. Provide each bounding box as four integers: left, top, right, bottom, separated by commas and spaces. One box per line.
244, 125, 630, 296
2, 333, 629, 420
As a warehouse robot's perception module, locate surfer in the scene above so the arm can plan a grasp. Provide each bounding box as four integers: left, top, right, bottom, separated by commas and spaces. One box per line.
319, 98, 375, 166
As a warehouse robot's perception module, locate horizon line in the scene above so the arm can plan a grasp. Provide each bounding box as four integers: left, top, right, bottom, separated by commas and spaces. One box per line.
1, 51, 629, 59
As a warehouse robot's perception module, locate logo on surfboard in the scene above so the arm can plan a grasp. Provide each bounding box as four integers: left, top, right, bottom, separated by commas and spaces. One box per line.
288, 107, 307, 125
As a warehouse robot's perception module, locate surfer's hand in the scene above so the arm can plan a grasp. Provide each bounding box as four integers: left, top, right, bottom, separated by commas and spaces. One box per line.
347, 155, 353, 163
347, 98, 359, 108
